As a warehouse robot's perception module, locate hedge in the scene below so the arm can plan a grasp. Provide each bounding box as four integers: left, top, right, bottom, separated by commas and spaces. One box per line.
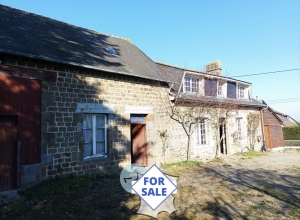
283, 126, 300, 140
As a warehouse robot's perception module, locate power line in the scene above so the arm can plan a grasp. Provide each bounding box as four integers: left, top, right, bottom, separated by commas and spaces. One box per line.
266, 97, 300, 102
264, 97, 300, 104
266, 100, 300, 104
231, 68, 300, 78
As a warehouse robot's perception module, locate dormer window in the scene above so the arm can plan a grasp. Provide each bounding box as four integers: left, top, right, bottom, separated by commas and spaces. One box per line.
183, 76, 199, 93
218, 81, 224, 97
238, 86, 244, 98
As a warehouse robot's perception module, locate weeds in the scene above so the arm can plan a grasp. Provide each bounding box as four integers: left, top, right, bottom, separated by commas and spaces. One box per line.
234, 150, 267, 157
19, 173, 107, 199
161, 160, 203, 168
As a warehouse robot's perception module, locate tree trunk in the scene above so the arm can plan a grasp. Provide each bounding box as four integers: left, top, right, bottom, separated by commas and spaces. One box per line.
187, 135, 191, 161
215, 124, 221, 158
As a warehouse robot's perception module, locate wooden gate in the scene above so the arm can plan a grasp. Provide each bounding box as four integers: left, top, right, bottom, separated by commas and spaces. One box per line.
0, 116, 18, 191
131, 115, 147, 166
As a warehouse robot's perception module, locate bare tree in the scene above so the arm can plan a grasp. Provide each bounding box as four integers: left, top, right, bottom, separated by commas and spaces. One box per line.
247, 112, 260, 150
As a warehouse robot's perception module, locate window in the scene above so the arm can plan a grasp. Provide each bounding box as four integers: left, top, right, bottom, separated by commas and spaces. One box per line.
83, 114, 107, 159
195, 119, 207, 145
238, 86, 244, 98
218, 82, 224, 96
227, 82, 236, 98
106, 47, 118, 56
204, 78, 218, 96
236, 118, 242, 140
130, 115, 146, 123
183, 76, 199, 93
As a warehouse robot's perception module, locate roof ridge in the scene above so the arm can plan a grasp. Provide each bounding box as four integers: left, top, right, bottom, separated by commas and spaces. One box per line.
155, 61, 205, 73
0, 4, 132, 43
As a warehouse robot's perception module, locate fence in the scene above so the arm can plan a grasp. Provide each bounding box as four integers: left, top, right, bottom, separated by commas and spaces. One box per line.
284, 140, 300, 147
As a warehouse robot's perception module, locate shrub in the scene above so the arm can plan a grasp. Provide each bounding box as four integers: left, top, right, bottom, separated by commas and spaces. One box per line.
283, 126, 300, 140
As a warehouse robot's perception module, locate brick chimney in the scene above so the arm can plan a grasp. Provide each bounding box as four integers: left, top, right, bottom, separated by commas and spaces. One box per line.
206, 61, 222, 76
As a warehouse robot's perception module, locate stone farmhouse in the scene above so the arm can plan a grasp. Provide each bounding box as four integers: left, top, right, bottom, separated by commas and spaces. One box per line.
0, 5, 265, 191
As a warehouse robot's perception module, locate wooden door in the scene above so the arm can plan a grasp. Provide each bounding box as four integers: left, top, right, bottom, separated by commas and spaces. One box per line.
131, 115, 147, 166
264, 125, 271, 149
0, 116, 18, 191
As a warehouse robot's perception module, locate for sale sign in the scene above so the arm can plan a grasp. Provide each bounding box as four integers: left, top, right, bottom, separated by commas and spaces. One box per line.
132, 164, 177, 210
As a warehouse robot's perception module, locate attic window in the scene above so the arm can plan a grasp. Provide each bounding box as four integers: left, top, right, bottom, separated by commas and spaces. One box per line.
106, 47, 118, 56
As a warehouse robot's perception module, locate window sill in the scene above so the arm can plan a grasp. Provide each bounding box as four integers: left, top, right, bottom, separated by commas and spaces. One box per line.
195, 144, 209, 147
79, 155, 110, 165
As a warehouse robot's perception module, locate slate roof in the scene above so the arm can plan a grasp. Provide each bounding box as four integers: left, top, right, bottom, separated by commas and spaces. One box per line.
156, 62, 265, 107
0, 4, 163, 81
155, 62, 196, 92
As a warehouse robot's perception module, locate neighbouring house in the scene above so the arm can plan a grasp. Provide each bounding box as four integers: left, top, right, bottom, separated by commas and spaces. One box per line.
270, 109, 299, 127
260, 100, 285, 149
0, 5, 265, 191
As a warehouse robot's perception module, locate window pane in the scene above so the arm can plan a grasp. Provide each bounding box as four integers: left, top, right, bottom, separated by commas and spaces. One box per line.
96, 141, 105, 154
191, 78, 196, 92
84, 129, 93, 143
227, 82, 236, 98
137, 116, 145, 122
83, 115, 93, 129
238, 87, 244, 98
185, 77, 190, 92
130, 116, 136, 123
84, 143, 93, 157
200, 120, 206, 144
96, 128, 105, 141
130, 115, 146, 123
205, 78, 217, 96
96, 115, 105, 128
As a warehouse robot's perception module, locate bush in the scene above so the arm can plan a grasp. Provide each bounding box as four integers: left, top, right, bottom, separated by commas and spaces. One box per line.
283, 126, 300, 140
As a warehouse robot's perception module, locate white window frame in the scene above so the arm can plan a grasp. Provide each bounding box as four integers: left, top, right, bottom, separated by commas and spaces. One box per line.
237, 86, 245, 99
183, 76, 199, 93
195, 119, 207, 145
83, 114, 107, 159
236, 118, 242, 140
218, 81, 224, 97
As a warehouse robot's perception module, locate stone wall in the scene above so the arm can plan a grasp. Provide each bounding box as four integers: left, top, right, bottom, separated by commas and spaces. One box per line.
2, 54, 188, 182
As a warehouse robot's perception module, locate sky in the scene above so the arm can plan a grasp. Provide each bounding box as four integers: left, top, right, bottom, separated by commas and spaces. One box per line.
1, 0, 300, 121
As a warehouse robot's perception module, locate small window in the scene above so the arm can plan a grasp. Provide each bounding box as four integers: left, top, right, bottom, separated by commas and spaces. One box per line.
236, 118, 242, 140
83, 114, 107, 159
238, 86, 244, 98
195, 119, 207, 145
218, 81, 224, 96
130, 115, 146, 123
227, 82, 236, 98
183, 76, 199, 93
106, 47, 118, 56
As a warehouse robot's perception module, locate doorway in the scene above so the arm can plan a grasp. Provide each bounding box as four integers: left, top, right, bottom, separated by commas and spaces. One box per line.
130, 115, 147, 166
0, 116, 18, 191
219, 119, 227, 154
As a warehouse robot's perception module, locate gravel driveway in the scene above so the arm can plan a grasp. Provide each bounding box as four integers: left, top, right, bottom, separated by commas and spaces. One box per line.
160, 151, 300, 219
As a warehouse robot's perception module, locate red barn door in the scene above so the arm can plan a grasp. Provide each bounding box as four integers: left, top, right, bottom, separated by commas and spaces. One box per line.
0, 116, 18, 191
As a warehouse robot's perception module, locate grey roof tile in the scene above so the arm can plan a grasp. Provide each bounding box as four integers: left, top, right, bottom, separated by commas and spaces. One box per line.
0, 4, 163, 81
